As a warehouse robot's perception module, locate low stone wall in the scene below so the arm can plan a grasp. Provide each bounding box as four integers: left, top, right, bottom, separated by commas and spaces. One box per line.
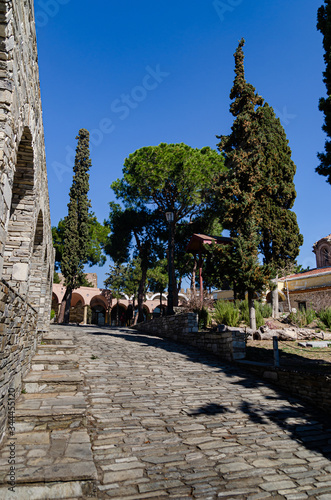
133, 313, 246, 361
0, 280, 39, 444
238, 361, 331, 414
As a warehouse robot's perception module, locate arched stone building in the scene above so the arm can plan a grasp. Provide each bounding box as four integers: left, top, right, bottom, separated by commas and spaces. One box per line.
0, 1, 53, 442
313, 234, 331, 268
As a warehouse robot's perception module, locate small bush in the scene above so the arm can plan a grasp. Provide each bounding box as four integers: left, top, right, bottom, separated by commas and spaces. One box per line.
258, 302, 272, 319
318, 307, 331, 329
239, 300, 264, 329
305, 308, 317, 325
213, 300, 240, 327
197, 306, 211, 330
289, 308, 317, 327
50, 309, 56, 320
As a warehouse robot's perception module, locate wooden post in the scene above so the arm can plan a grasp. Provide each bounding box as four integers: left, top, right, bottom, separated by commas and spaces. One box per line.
199, 251, 203, 306
273, 336, 280, 368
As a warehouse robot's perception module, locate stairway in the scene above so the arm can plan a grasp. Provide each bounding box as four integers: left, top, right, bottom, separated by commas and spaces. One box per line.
0, 327, 98, 499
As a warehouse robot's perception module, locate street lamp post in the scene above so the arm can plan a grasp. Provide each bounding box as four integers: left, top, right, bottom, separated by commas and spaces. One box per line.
166, 211, 174, 316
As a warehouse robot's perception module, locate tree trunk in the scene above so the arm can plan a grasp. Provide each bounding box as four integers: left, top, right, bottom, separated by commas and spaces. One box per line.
137, 264, 147, 323
191, 256, 197, 298
285, 276, 291, 312
170, 222, 178, 307
248, 290, 256, 331
58, 287, 72, 324
271, 276, 279, 319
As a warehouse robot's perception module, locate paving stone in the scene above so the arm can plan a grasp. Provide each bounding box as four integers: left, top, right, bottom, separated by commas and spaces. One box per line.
3, 324, 331, 498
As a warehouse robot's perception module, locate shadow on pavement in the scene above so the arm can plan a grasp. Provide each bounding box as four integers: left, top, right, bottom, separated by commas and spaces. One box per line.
70, 325, 331, 462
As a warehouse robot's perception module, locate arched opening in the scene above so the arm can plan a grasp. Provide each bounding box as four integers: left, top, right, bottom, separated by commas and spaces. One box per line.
51, 292, 59, 321
2, 127, 35, 297
28, 210, 44, 310
266, 291, 286, 312
322, 247, 330, 267
133, 305, 149, 323
69, 292, 85, 324
90, 296, 108, 326
153, 304, 166, 318
111, 303, 127, 326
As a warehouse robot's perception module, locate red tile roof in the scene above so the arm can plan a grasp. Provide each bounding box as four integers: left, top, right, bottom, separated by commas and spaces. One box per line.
279, 267, 331, 280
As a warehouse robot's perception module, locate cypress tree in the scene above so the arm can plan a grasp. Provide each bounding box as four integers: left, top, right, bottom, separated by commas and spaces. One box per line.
317, 0, 331, 183
58, 129, 92, 324
216, 39, 302, 326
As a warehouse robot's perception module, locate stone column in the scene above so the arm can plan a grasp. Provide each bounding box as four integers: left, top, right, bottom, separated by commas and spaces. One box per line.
83, 305, 88, 325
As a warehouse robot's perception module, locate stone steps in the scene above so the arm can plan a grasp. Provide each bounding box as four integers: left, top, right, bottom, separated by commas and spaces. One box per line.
0, 326, 98, 494
31, 354, 79, 371
15, 393, 86, 430
37, 344, 77, 355
41, 331, 75, 345
23, 370, 82, 393
0, 481, 97, 499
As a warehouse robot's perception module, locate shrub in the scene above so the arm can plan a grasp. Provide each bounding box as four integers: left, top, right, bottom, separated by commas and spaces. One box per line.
318, 307, 331, 329
305, 308, 317, 325
197, 306, 211, 330
213, 300, 240, 327
50, 309, 56, 320
258, 302, 272, 319
289, 308, 317, 327
239, 300, 264, 329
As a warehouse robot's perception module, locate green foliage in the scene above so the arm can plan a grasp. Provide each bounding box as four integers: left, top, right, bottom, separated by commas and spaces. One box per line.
53, 271, 61, 284
52, 211, 108, 270
105, 204, 165, 321
111, 143, 225, 305
318, 307, 331, 329
50, 309, 56, 320
112, 143, 224, 219
104, 262, 131, 299
239, 300, 264, 329
80, 275, 93, 287
213, 300, 240, 327
213, 39, 302, 301
259, 302, 272, 319
197, 306, 212, 330
317, 1, 331, 183
147, 259, 168, 295
61, 129, 92, 290
288, 308, 317, 327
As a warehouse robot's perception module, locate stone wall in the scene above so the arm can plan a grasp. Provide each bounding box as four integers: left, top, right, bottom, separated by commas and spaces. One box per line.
0, 280, 40, 443
290, 288, 331, 312
133, 313, 246, 361
0, 1, 53, 443
239, 361, 331, 415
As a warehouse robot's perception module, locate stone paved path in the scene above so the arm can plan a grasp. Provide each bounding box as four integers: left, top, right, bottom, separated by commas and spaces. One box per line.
1, 324, 331, 499
74, 325, 331, 499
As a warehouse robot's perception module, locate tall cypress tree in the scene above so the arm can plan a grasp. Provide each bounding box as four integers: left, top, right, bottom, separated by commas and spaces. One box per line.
215, 39, 302, 326
58, 129, 92, 324
317, 0, 331, 183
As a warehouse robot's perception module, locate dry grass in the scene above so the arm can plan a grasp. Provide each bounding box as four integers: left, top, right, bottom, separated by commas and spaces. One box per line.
246, 339, 331, 374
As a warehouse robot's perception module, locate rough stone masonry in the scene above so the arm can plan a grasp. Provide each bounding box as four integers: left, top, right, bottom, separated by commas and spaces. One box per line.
0, 0, 53, 444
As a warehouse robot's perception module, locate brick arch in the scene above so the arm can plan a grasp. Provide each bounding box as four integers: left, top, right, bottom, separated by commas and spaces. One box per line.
2, 127, 35, 297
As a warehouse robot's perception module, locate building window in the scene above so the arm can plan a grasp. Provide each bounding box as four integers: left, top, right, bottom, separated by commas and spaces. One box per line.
323, 247, 329, 266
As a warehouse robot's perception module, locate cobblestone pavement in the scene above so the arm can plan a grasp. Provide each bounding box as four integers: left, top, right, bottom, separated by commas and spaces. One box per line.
70, 324, 331, 500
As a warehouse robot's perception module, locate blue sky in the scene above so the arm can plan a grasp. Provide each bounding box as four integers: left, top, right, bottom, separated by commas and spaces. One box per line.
35, 0, 329, 287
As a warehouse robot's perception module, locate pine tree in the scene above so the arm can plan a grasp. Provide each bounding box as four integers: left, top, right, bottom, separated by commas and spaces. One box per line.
215, 39, 302, 326
58, 129, 92, 324
317, 0, 331, 183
